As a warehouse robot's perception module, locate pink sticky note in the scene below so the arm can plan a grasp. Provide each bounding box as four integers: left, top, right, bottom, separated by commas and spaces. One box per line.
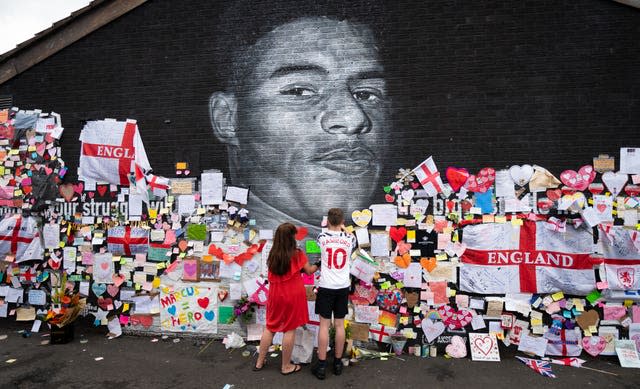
119, 315, 130, 325
633, 306, 640, 323
545, 302, 561, 315
596, 281, 609, 290
603, 306, 627, 321
399, 306, 407, 314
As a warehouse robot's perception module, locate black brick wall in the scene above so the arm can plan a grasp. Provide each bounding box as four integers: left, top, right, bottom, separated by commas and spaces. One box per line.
1, 0, 639, 182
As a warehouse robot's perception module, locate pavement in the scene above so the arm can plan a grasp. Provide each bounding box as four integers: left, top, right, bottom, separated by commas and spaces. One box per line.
0, 320, 637, 389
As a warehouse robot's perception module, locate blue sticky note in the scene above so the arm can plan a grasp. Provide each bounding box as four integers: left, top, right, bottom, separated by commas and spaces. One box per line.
475, 188, 494, 214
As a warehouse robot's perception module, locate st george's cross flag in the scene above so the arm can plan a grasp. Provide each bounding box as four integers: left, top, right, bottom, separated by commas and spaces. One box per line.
79, 119, 151, 186
413, 156, 444, 197
599, 224, 640, 290
0, 215, 43, 262
107, 226, 149, 255
460, 220, 596, 295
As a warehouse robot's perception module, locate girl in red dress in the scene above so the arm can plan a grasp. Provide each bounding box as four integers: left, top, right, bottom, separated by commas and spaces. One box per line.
254, 223, 318, 375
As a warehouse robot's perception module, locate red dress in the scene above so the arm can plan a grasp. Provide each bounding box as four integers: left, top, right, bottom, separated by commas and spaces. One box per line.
266, 249, 309, 332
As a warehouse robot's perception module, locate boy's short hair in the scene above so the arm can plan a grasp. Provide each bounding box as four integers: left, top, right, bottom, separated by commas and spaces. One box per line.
327, 208, 344, 227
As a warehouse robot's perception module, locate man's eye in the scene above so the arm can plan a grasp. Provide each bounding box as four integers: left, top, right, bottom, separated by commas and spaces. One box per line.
280, 87, 315, 96
353, 90, 381, 102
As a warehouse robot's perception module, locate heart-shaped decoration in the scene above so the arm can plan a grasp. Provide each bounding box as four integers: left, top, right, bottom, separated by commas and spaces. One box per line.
183, 261, 197, 276
472, 334, 497, 356
588, 183, 604, 195
97, 297, 113, 310
596, 203, 607, 213
393, 253, 411, 268
204, 310, 215, 321
625, 184, 640, 196
509, 165, 534, 187
295, 226, 308, 241
437, 305, 473, 330
73, 182, 84, 194
445, 335, 467, 358
575, 309, 600, 330
560, 165, 595, 191
197, 297, 210, 309
401, 189, 415, 201
396, 240, 411, 255
537, 198, 554, 211
88, 191, 95, 198
97, 185, 108, 197
601, 171, 627, 197
383, 185, 392, 193
218, 289, 228, 302
389, 227, 407, 243
92, 283, 107, 297
100, 262, 110, 271
48, 257, 61, 270
352, 209, 373, 227
582, 336, 607, 357
385, 194, 395, 203
59, 183, 75, 202
167, 305, 177, 315
106, 285, 120, 297
421, 319, 445, 343
464, 168, 496, 193
411, 182, 420, 189
420, 257, 437, 272
112, 273, 126, 287
178, 240, 188, 252
445, 167, 470, 192
560, 192, 586, 209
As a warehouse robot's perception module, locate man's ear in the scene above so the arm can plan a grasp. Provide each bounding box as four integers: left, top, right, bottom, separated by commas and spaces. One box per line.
209, 92, 239, 147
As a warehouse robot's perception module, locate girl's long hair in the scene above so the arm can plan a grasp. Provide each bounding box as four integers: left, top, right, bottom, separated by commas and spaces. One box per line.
267, 223, 297, 276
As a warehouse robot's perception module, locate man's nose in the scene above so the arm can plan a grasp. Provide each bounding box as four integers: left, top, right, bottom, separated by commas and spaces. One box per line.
320, 90, 371, 135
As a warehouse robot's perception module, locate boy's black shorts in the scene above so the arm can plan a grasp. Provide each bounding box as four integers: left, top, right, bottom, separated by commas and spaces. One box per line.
315, 287, 350, 319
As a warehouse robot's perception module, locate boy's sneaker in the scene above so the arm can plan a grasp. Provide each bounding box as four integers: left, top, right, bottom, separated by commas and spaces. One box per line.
332, 358, 343, 376
311, 362, 326, 380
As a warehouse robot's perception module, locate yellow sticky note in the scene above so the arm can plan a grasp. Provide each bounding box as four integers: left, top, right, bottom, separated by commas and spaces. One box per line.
406, 230, 416, 242
119, 258, 127, 265
495, 216, 507, 223
584, 329, 591, 337
395, 282, 404, 289
414, 306, 421, 314
9, 149, 18, 155
156, 262, 167, 270
448, 289, 456, 297
624, 299, 633, 308
148, 209, 158, 219
112, 256, 121, 262
531, 318, 543, 326
13, 190, 22, 196
380, 281, 391, 290
123, 303, 130, 312
135, 283, 141, 291
511, 218, 523, 226
551, 292, 564, 301
345, 225, 354, 234
435, 253, 447, 261
589, 325, 598, 333
399, 317, 409, 325
197, 207, 206, 215
176, 162, 187, 170
152, 277, 161, 288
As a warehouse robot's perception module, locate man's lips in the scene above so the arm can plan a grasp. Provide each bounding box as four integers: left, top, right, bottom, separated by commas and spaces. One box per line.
312, 147, 377, 176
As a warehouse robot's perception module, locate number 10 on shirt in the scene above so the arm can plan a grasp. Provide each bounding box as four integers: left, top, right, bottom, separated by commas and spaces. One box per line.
325, 248, 347, 269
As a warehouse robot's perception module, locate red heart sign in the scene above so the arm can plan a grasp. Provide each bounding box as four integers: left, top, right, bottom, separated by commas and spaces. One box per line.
437, 305, 473, 330
295, 226, 308, 241
546, 189, 562, 201
464, 168, 495, 193
97, 185, 108, 197
389, 226, 407, 243
445, 167, 470, 192
197, 297, 210, 309
560, 165, 595, 191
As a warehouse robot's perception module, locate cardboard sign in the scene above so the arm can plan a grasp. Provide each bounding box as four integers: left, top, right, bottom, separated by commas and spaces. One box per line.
469, 333, 500, 361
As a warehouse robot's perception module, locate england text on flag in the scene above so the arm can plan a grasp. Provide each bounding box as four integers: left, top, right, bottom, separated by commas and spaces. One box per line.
460, 220, 596, 294
79, 119, 151, 186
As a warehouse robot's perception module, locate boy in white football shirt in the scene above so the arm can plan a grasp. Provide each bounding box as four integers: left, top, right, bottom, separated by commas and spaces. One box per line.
312, 208, 356, 380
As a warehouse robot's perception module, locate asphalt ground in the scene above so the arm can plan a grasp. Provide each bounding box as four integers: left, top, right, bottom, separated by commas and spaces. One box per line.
0, 320, 637, 389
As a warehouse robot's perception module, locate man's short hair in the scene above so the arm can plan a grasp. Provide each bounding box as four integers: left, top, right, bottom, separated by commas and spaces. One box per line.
327, 208, 345, 227
209, 0, 389, 92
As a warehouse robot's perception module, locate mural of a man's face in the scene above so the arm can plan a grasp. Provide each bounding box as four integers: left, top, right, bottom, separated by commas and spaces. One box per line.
211, 17, 391, 226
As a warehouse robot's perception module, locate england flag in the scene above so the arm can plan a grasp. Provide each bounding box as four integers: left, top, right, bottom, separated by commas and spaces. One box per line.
413, 156, 444, 197
0, 215, 43, 262
460, 220, 597, 294
79, 119, 151, 186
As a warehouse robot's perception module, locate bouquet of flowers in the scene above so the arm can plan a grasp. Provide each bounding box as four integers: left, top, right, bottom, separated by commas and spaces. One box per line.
44, 272, 86, 328
228, 296, 257, 324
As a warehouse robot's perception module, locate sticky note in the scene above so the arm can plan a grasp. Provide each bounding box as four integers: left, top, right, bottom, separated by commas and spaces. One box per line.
305, 240, 321, 254
586, 290, 601, 304
406, 230, 416, 242
380, 281, 391, 290
624, 300, 633, 308
511, 218, 523, 226
551, 292, 564, 301
494, 216, 507, 223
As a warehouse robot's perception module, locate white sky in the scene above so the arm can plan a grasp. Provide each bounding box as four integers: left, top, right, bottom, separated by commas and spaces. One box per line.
0, 0, 92, 55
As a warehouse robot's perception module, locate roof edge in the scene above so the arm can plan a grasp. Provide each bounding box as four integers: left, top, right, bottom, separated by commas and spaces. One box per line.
0, 0, 148, 85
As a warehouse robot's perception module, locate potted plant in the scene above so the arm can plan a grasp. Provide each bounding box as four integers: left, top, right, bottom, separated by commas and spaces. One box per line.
44, 272, 86, 344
